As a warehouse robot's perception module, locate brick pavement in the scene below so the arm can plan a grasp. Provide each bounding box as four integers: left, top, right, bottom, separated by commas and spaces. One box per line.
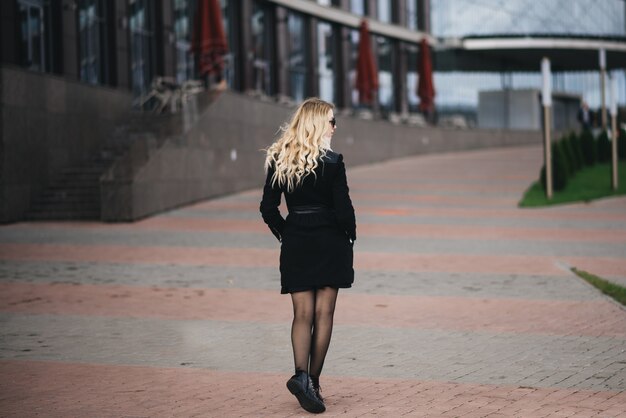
1, 145, 626, 417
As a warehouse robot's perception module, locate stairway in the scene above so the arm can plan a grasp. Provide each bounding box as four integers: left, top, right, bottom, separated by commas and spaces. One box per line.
27, 151, 119, 221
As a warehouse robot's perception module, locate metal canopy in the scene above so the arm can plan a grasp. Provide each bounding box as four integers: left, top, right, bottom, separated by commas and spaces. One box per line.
435, 35, 626, 72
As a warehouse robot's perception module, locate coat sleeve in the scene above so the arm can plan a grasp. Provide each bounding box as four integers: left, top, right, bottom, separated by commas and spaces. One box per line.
259, 167, 286, 242
332, 155, 357, 242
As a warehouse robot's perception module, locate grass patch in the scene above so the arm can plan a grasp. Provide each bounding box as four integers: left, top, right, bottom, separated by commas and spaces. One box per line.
572, 268, 626, 306
519, 161, 626, 207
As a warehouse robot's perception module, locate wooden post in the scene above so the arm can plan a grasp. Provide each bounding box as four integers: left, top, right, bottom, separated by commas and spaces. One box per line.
542, 58, 553, 199
600, 49, 607, 131
544, 107, 553, 199
610, 75, 619, 190
612, 115, 618, 190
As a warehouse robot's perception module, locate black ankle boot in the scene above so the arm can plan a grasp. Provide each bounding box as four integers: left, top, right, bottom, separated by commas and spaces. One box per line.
310, 375, 323, 402
286, 371, 326, 413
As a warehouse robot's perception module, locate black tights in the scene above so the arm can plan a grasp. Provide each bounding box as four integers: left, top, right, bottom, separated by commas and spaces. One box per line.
290, 287, 339, 379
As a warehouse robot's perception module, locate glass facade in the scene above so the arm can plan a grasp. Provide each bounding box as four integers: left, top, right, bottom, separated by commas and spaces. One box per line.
129, 0, 155, 96
173, 0, 195, 84
348, 28, 360, 107
172, 0, 232, 86
18, 0, 46, 72
317, 20, 336, 104
431, 0, 626, 37
220, 0, 235, 88
377, 35, 394, 112
251, 1, 274, 95
287, 11, 308, 103
430, 0, 626, 110
349, 0, 367, 16
406, 0, 418, 30
78, 0, 107, 85
377, 0, 392, 23
9, 0, 625, 113
406, 43, 419, 112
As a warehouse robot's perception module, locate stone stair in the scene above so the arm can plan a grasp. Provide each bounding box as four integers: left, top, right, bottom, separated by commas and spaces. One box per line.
27, 150, 121, 221
25, 89, 219, 222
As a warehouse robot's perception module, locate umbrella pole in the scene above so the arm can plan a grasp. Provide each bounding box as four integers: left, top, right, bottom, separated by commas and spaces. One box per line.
612, 113, 619, 190
372, 90, 379, 118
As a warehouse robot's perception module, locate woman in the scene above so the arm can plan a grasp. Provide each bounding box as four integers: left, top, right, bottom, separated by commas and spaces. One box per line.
260, 98, 356, 414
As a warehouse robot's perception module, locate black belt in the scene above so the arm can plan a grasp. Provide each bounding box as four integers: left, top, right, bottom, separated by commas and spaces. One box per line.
289, 205, 332, 215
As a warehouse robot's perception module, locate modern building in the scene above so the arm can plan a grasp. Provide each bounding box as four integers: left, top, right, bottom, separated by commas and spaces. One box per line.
1, 0, 439, 114
1, 0, 625, 223
5, 1, 625, 114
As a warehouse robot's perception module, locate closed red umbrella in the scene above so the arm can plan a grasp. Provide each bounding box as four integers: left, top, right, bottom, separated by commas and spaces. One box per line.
355, 20, 378, 105
417, 38, 435, 114
191, 0, 228, 77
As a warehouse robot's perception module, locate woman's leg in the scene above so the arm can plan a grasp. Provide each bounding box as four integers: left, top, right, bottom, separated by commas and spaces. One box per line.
290, 290, 315, 373
309, 287, 339, 379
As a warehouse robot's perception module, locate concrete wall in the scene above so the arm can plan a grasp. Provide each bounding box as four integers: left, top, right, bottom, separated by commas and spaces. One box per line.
0, 65, 133, 223
0, 65, 542, 223
101, 91, 290, 221
101, 90, 542, 221
478, 89, 581, 132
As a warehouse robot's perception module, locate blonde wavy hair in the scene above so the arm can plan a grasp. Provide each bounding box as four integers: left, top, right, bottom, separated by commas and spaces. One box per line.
265, 97, 334, 192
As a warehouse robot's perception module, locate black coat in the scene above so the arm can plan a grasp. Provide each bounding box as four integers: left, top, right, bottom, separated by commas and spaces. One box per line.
260, 151, 356, 293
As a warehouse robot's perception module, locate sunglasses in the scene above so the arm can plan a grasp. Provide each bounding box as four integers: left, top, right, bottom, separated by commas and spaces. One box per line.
329, 117, 336, 128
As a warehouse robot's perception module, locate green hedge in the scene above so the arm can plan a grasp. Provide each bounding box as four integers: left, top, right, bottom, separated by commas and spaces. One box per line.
597, 130, 611, 163
559, 137, 575, 177
580, 129, 596, 166
540, 138, 569, 191
538, 129, 624, 194
570, 131, 585, 170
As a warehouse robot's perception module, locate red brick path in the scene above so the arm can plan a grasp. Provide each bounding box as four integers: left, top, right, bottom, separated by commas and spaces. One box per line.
1, 146, 625, 417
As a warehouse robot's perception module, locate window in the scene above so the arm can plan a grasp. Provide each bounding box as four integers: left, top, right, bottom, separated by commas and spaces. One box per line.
406, 0, 418, 30
348, 28, 359, 107
287, 12, 308, 102
317, 20, 336, 104
406, 43, 419, 112
129, 0, 156, 96
220, 0, 234, 88
78, 0, 108, 85
18, 0, 46, 72
377, 35, 394, 112
179, 0, 233, 86
318, 0, 342, 6
377, 0, 392, 23
350, 0, 367, 16
173, 0, 194, 83
251, 1, 274, 95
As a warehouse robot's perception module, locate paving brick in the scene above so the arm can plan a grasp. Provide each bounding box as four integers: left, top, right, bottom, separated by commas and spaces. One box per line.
1, 261, 605, 301
1, 146, 626, 417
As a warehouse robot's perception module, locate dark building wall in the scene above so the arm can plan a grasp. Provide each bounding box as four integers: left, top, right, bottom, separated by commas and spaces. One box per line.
114, 0, 132, 90
0, 65, 133, 223
101, 89, 541, 221
1, 0, 543, 224
0, 62, 541, 224
101, 90, 288, 221
61, 2, 78, 80
0, 2, 19, 66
